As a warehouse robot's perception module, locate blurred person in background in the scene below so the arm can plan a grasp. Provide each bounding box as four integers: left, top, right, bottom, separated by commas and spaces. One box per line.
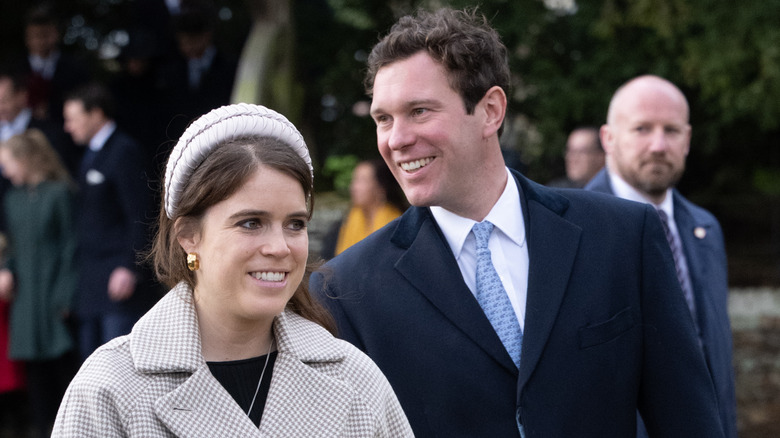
548, 126, 604, 189
108, 28, 168, 182
0, 68, 77, 177
0, 231, 26, 438
159, 0, 238, 142
21, 2, 91, 126
320, 158, 407, 259
0, 129, 79, 438
63, 83, 156, 362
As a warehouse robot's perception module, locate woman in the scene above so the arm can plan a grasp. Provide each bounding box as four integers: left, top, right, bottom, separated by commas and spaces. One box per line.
0, 129, 78, 438
52, 104, 413, 437
323, 159, 407, 259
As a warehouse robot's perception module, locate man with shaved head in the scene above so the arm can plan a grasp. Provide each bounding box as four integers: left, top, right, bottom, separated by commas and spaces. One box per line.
587, 75, 736, 438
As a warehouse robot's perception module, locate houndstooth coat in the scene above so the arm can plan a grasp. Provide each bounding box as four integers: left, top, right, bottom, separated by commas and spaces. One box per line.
52, 282, 414, 437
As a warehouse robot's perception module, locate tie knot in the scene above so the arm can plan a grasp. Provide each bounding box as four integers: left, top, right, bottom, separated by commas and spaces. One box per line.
472, 221, 494, 249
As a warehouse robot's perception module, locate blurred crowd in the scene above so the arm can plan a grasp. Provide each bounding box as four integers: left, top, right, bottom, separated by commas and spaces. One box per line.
0, 1, 742, 437
0, 1, 239, 436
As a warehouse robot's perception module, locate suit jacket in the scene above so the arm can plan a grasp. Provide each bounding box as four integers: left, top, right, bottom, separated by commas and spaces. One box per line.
311, 169, 724, 438
158, 50, 238, 141
52, 282, 414, 437
75, 127, 155, 318
24, 51, 92, 124
586, 169, 737, 438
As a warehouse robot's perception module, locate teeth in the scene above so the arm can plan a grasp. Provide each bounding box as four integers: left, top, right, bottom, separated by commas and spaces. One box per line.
400, 157, 433, 172
251, 272, 285, 282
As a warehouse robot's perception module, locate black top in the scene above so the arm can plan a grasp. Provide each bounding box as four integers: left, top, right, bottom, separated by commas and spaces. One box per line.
207, 351, 278, 427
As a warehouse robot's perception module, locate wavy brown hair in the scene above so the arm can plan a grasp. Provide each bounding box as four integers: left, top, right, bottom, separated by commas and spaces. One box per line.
364, 7, 510, 134
147, 135, 335, 333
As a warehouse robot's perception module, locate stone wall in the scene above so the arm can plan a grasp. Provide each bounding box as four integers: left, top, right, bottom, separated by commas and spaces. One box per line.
731, 289, 780, 437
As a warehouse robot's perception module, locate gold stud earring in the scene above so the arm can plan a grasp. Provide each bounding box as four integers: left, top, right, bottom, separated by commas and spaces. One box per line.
187, 253, 200, 271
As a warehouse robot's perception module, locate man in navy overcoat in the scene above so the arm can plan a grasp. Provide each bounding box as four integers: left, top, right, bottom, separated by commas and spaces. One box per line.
311, 8, 725, 438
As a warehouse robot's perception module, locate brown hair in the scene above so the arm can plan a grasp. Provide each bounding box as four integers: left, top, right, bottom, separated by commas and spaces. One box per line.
365, 7, 510, 133
148, 135, 335, 333
1, 129, 72, 185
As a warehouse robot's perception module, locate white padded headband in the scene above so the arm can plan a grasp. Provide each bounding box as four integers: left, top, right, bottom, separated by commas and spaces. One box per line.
164, 103, 313, 218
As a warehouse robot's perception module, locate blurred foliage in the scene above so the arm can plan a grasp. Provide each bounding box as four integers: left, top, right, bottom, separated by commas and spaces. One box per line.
1, 0, 778, 283
321, 154, 359, 196
3, 0, 777, 194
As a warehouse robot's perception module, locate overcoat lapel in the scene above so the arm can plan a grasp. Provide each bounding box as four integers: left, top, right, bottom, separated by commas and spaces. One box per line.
513, 174, 581, 391
259, 352, 355, 437
155, 366, 263, 437
673, 194, 715, 290
393, 208, 518, 373
138, 285, 358, 437
673, 194, 718, 334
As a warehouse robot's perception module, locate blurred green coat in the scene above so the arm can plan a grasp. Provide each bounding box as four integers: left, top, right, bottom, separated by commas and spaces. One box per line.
3, 180, 77, 360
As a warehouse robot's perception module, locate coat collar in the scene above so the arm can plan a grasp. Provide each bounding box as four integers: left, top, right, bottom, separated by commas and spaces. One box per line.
131, 282, 356, 437
390, 171, 581, 388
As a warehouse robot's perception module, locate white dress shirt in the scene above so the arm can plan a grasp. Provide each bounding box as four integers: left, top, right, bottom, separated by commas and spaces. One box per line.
607, 169, 680, 242
607, 169, 694, 292
89, 121, 117, 153
28, 51, 60, 80
431, 167, 528, 330
0, 108, 32, 141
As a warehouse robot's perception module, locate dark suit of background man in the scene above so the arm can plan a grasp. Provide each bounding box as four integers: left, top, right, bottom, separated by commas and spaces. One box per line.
586, 75, 737, 438
158, 0, 237, 143
21, 2, 91, 126
311, 8, 725, 438
63, 83, 155, 362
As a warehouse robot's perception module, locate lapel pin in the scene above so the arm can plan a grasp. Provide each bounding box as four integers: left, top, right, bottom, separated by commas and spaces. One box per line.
694, 227, 706, 239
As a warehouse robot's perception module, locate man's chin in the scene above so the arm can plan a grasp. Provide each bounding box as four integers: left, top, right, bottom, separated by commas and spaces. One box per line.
638, 176, 674, 196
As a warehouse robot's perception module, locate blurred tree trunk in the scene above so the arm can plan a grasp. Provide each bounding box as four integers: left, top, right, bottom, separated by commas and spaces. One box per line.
232, 0, 303, 124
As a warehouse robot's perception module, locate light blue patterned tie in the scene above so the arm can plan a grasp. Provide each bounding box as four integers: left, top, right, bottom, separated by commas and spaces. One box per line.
472, 221, 523, 368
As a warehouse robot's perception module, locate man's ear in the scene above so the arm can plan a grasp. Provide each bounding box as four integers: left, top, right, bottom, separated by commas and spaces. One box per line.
480, 86, 507, 139
175, 217, 200, 254
600, 124, 614, 155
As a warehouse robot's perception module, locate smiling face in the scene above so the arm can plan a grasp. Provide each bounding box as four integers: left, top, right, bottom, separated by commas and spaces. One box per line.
180, 164, 309, 330
602, 76, 691, 204
370, 51, 505, 219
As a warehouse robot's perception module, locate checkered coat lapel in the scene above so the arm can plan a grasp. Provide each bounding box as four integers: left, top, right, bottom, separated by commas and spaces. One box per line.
141, 284, 359, 436
132, 282, 268, 436
54, 282, 413, 437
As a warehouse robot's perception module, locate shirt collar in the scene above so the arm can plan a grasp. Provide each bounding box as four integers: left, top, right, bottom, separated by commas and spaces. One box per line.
608, 167, 674, 217
0, 108, 32, 141
431, 167, 526, 259
89, 121, 117, 152
28, 51, 60, 79
189, 46, 216, 70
